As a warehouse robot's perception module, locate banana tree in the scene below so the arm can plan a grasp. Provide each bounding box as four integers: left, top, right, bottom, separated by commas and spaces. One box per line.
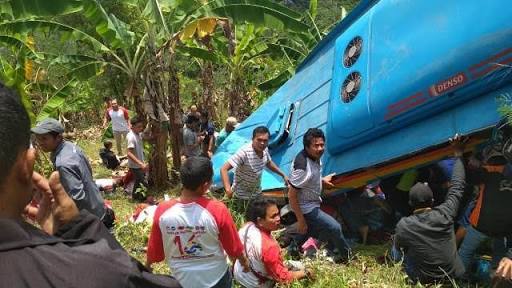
140, 0, 309, 168
0, 0, 148, 114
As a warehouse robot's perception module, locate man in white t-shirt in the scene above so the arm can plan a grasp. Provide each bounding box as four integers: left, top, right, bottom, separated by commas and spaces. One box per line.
147, 157, 249, 288
220, 126, 288, 210
103, 99, 130, 155
126, 116, 147, 202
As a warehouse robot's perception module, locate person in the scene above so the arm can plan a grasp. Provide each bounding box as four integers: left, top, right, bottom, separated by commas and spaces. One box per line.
146, 157, 250, 288
99, 140, 120, 170
234, 198, 312, 287
103, 99, 130, 155
220, 126, 288, 210
216, 116, 238, 148
0, 83, 181, 288
188, 104, 201, 118
199, 111, 215, 158
183, 115, 203, 159
288, 128, 351, 263
458, 146, 512, 276
127, 116, 148, 202
32, 117, 111, 228
391, 135, 467, 284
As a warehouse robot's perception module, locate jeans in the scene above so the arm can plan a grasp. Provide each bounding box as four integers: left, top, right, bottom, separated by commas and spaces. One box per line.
130, 168, 147, 202
390, 244, 417, 281
211, 269, 232, 288
458, 226, 512, 271
299, 207, 351, 259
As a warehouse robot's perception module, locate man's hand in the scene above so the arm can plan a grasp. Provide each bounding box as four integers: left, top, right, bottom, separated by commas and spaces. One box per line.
283, 175, 290, 187
225, 188, 233, 199
296, 219, 308, 235
238, 255, 250, 272
322, 173, 336, 190
449, 133, 467, 157
27, 172, 79, 235
305, 268, 315, 280
496, 257, 512, 279
141, 163, 149, 172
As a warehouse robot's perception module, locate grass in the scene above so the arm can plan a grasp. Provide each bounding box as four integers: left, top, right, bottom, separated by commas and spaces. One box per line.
74, 127, 486, 288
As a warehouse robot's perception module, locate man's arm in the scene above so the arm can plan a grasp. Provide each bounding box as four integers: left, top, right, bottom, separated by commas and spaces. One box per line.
127, 147, 146, 170
436, 137, 466, 221
288, 185, 307, 234
122, 107, 131, 129
103, 110, 111, 127
261, 243, 308, 283
58, 166, 86, 202
220, 162, 234, 198
207, 131, 215, 156
266, 161, 288, 184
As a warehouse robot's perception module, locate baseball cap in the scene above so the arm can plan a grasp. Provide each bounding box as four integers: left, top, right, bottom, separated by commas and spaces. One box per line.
409, 182, 433, 207
482, 145, 506, 165
31, 118, 64, 134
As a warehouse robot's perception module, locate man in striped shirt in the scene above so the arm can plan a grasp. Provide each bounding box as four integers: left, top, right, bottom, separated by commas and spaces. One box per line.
220, 126, 288, 209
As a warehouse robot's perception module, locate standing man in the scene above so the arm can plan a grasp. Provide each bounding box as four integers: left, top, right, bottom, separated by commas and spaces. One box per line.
147, 157, 249, 288
32, 118, 109, 227
288, 128, 351, 263
127, 116, 147, 202
103, 99, 130, 156
199, 111, 215, 158
183, 115, 203, 159
220, 126, 288, 210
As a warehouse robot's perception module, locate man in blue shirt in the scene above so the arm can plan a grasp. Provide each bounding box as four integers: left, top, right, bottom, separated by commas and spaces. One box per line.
32, 118, 110, 227
199, 111, 215, 158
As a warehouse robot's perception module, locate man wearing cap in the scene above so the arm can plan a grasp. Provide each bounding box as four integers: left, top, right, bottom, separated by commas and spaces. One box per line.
32, 118, 107, 225
391, 136, 467, 284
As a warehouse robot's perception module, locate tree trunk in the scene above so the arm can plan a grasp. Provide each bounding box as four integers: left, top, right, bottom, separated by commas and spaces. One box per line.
228, 75, 251, 121
200, 61, 216, 121
148, 120, 169, 188
142, 43, 171, 189
125, 80, 144, 117
167, 55, 182, 170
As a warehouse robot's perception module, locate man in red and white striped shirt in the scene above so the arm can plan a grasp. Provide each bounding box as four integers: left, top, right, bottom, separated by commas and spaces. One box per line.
234, 198, 312, 288
146, 157, 249, 288
103, 99, 130, 155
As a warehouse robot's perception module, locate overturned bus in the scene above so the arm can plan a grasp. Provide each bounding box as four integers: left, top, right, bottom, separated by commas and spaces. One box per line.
211, 0, 512, 198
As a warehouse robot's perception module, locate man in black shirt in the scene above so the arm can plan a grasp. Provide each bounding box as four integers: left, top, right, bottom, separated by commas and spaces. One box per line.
392, 136, 466, 284
0, 83, 180, 288
99, 140, 121, 170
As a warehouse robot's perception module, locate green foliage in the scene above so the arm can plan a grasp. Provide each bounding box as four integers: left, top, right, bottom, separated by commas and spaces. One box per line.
36, 79, 77, 121
0, 0, 82, 19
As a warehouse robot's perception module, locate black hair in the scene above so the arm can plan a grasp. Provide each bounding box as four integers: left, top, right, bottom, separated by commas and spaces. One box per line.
185, 115, 199, 124
0, 83, 30, 185
303, 128, 325, 148
180, 156, 213, 190
245, 197, 277, 223
252, 126, 269, 139
201, 111, 209, 119
130, 115, 144, 126
103, 140, 113, 149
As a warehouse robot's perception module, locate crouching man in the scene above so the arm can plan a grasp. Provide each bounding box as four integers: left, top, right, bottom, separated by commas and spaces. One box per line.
234, 198, 313, 287
391, 135, 467, 284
